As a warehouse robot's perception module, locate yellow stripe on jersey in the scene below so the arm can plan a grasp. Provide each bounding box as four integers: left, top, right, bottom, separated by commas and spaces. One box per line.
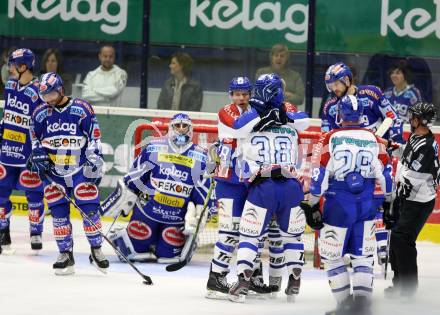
153, 192, 185, 208
158, 153, 194, 168
3, 129, 26, 143
49, 153, 77, 165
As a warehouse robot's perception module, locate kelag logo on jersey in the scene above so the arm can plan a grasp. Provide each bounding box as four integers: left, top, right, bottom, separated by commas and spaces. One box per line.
7, 94, 30, 114
47, 122, 77, 135
158, 165, 189, 181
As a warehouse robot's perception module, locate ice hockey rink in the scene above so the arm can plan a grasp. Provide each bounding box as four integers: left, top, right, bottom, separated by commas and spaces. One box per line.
1, 215, 439, 315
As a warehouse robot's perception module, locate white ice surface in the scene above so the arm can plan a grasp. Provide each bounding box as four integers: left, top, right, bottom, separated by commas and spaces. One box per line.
1, 216, 440, 315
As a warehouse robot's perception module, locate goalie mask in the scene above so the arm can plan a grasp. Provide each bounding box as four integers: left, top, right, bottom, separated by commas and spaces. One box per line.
168, 113, 193, 147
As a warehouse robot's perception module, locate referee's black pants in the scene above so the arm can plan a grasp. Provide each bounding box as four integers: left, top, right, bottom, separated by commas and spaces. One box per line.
389, 198, 435, 294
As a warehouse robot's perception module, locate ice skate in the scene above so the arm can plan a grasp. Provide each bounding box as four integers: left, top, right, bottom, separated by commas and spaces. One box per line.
228, 270, 252, 303
248, 274, 271, 299
89, 246, 109, 274
0, 227, 15, 255
285, 268, 301, 302
30, 234, 43, 251
206, 268, 231, 300
53, 251, 75, 276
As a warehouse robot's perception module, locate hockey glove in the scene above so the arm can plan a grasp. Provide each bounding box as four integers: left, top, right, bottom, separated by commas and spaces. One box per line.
83, 153, 104, 186
28, 148, 51, 176
100, 179, 138, 218
383, 198, 400, 230
184, 202, 204, 235
300, 200, 324, 230
252, 108, 284, 132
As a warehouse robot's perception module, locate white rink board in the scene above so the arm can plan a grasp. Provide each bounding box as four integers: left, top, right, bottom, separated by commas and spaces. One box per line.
1, 216, 440, 315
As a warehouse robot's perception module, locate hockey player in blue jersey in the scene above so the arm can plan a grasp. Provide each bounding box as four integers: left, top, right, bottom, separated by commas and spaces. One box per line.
101, 113, 212, 263
0, 48, 45, 255
207, 76, 272, 299
321, 62, 399, 269
28, 72, 108, 275
227, 73, 310, 303
303, 95, 393, 315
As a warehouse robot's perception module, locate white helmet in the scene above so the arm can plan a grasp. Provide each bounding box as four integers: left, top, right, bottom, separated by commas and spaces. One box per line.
168, 113, 193, 147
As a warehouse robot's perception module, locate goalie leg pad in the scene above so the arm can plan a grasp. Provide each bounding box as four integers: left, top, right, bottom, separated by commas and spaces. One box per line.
125, 206, 158, 255
351, 254, 374, 299
109, 227, 156, 262
156, 224, 186, 259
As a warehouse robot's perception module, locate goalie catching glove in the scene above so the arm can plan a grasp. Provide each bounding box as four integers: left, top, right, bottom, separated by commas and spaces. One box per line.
300, 200, 324, 230
100, 179, 138, 218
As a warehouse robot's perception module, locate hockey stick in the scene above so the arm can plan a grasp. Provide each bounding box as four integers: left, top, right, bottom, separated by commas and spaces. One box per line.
40, 172, 153, 285
166, 180, 216, 272
384, 198, 394, 280
105, 211, 122, 237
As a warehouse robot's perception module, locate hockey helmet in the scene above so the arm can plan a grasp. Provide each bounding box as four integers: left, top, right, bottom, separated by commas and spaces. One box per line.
168, 113, 193, 147
324, 62, 353, 92
337, 95, 363, 123
229, 76, 252, 94
39, 72, 64, 103
408, 102, 436, 125
253, 73, 284, 106
8, 48, 35, 71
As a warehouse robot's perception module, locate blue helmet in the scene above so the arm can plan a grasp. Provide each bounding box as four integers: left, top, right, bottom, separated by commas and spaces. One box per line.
254, 73, 284, 106
8, 48, 35, 71
324, 62, 352, 92
168, 113, 193, 147
229, 76, 252, 94
337, 95, 363, 123
39, 72, 64, 97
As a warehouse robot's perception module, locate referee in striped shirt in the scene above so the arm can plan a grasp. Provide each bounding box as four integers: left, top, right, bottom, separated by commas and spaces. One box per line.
383, 102, 440, 298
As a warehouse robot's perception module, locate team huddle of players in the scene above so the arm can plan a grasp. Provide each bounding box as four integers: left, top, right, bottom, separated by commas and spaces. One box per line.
0, 48, 435, 315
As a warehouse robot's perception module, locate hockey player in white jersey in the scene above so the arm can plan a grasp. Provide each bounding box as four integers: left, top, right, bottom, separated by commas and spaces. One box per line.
302, 95, 393, 315
227, 73, 310, 303
206, 77, 272, 299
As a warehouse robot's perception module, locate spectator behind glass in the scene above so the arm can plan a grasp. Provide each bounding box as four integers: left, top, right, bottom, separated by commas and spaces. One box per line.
40, 48, 73, 96
383, 60, 422, 123
1, 47, 17, 97
255, 44, 305, 105
82, 44, 127, 107
157, 52, 203, 112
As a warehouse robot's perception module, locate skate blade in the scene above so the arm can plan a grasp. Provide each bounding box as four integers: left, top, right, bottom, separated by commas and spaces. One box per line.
247, 292, 270, 300
228, 294, 246, 303
31, 244, 43, 251
54, 266, 75, 276
205, 290, 229, 300
270, 291, 280, 299
286, 294, 297, 303
0, 245, 16, 255
89, 255, 109, 275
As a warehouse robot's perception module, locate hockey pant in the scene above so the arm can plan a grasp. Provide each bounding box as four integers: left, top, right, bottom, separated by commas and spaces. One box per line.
42, 171, 102, 252
0, 164, 45, 236
320, 189, 376, 303
237, 178, 305, 279
111, 203, 186, 261
210, 181, 266, 274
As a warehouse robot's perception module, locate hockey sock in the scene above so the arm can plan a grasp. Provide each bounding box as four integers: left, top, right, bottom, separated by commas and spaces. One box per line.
269, 226, 285, 277
81, 203, 102, 248
211, 231, 238, 274
236, 235, 259, 276
0, 188, 12, 230
351, 255, 374, 299
51, 204, 73, 252
326, 258, 351, 303
282, 233, 304, 275
26, 191, 45, 235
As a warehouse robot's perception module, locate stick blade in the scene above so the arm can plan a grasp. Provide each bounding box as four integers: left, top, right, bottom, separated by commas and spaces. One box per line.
166, 260, 187, 272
